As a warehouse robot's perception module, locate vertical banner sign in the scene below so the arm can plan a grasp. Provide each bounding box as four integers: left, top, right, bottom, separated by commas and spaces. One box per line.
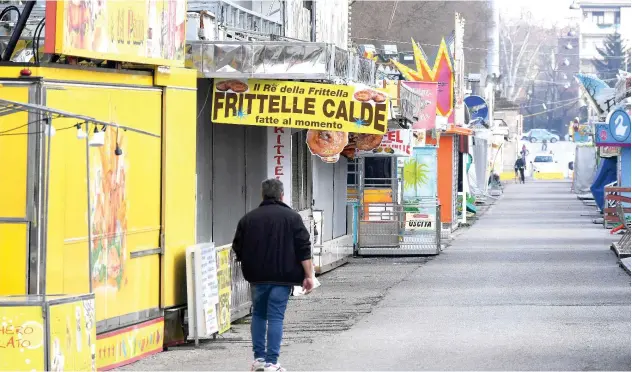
267, 127, 293, 206
453, 13, 466, 126
216, 249, 231, 334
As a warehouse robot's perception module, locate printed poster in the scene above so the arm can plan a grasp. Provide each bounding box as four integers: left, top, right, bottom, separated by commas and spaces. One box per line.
45, 0, 187, 67
216, 249, 232, 334
400, 147, 438, 212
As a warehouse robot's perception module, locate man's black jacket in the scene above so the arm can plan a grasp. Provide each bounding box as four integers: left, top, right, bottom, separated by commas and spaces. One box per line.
232, 199, 312, 286
514, 158, 525, 169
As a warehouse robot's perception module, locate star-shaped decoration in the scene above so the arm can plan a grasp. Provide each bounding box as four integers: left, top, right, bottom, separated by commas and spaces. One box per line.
354, 117, 365, 127
235, 109, 248, 120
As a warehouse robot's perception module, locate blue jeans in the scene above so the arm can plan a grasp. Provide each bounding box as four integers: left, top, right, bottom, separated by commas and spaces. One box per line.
251, 284, 292, 365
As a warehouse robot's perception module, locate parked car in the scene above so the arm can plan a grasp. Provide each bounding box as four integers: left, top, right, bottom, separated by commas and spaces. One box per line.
524, 129, 560, 143
531, 154, 559, 173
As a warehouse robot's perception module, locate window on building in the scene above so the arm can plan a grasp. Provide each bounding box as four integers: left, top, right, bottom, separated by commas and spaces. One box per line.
615, 11, 621, 24
364, 157, 392, 188
592, 11, 605, 25
291, 130, 313, 211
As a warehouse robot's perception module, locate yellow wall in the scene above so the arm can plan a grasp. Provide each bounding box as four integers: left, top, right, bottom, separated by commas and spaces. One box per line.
0, 66, 198, 319
45, 84, 162, 322
0, 85, 30, 295
160, 85, 197, 307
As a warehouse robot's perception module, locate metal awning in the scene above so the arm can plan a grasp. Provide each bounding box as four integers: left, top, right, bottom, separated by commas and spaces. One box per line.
186, 40, 376, 85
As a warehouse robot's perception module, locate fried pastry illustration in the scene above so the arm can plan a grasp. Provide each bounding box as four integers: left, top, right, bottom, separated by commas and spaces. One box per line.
306, 130, 348, 157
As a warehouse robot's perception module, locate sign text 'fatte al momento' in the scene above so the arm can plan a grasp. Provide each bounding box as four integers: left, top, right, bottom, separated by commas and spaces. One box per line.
212, 79, 389, 135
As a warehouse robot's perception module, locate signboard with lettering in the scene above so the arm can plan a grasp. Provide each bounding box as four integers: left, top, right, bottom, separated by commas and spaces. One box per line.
185, 243, 219, 339
216, 248, 232, 334
357, 130, 413, 157
267, 127, 292, 205
211, 79, 389, 135
0, 306, 45, 371
595, 110, 631, 147
400, 81, 438, 130
44, 0, 186, 67
405, 211, 435, 231
0, 294, 96, 371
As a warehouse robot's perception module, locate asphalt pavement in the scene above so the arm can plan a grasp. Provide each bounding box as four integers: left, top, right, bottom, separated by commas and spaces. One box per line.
120, 181, 631, 371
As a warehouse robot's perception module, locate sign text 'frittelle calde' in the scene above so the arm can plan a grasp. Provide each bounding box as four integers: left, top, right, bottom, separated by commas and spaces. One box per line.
211, 79, 389, 135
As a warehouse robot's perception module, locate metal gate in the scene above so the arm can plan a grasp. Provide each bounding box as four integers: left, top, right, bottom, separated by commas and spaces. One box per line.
357, 202, 441, 255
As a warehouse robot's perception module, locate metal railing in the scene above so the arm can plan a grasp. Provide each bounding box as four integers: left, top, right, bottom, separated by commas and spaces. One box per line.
188, 0, 283, 36
357, 202, 441, 255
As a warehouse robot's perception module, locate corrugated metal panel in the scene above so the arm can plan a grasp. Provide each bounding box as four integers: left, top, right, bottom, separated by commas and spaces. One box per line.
0, 1, 46, 37
332, 157, 348, 239
314, 0, 348, 49
284, 0, 310, 41
196, 79, 214, 244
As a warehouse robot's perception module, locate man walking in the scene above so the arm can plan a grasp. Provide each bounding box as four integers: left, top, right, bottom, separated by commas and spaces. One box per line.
514, 156, 526, 184
232, 179, 314, 372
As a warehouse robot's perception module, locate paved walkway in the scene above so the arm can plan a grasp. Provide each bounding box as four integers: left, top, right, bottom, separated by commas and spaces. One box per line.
122, 181, 631, 371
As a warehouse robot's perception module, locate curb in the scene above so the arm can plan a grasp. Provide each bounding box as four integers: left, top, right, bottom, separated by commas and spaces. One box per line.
619, 258, 631, 275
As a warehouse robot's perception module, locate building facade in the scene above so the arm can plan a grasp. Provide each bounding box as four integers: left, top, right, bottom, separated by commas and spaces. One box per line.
571, 0, 631, 74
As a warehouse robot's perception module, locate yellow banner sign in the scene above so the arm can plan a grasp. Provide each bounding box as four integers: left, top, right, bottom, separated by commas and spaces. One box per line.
96, 318, 164, 370
216, 249, 231, 335
0, 306, 45, 372
211, 79, 389, 135
45, 0, 186, 67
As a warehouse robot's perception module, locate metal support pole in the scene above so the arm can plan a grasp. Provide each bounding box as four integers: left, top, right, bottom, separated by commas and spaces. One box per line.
85, 128, 93, 293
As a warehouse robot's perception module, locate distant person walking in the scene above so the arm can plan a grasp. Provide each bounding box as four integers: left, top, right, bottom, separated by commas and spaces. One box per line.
520, 144, 529, 162
232, 179, 314, 372
541, 138, 548, 151
514, 156, 526, 184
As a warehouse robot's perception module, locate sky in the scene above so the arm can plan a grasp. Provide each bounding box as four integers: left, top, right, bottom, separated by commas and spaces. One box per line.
500, 0, 577, 27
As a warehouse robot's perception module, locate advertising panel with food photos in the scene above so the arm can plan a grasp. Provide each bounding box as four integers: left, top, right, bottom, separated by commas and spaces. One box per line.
44, 0, 186, 67
211, 79, 389, 135
356, 130, 413, 157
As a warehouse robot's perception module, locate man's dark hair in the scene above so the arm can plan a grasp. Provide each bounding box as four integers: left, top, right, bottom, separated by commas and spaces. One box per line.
262, 178, 284, 200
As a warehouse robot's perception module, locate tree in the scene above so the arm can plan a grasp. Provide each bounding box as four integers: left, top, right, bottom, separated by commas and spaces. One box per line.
592, 32, 631, 86
499, 10, 557, 102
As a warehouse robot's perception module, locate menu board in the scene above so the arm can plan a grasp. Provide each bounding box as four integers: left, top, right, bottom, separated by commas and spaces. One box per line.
186, 243, 219, 339
200, 244, 219, 335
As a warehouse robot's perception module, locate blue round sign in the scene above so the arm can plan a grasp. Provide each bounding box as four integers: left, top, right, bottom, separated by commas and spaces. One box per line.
464, 95, 489, 122
607, 109, 631, 143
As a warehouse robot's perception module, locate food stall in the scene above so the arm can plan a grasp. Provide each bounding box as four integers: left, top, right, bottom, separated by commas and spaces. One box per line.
0, 0, 197, 369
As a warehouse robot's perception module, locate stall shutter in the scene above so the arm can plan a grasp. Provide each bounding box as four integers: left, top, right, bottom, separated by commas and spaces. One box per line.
212, 125, 246, 246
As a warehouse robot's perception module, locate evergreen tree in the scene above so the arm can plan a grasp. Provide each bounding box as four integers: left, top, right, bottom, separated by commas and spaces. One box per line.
592, 32, 630, 86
